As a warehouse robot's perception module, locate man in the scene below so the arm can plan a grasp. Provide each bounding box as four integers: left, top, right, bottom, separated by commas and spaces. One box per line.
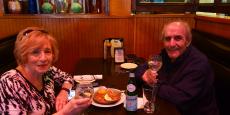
135, 21, 219, 115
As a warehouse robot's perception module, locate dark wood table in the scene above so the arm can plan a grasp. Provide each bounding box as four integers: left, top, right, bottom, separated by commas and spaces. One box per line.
74, 58, 180, 115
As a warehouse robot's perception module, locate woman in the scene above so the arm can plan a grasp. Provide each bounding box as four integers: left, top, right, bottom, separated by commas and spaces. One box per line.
0, 27, 91, 114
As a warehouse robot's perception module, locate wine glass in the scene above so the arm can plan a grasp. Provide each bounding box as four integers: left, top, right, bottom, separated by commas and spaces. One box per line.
143, 54, 162, 113
147, 54, 162, 72
143, 84, 159, 114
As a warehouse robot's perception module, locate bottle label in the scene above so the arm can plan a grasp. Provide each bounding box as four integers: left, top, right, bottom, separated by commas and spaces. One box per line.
126, 95, 137, 111
127, 84, 136, 92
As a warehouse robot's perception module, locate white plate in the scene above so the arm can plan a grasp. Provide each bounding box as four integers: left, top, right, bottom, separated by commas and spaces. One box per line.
120, 63, 138, 70
92, 87, 126, 107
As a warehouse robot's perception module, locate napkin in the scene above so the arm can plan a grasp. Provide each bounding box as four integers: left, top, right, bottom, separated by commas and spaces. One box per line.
74, 74, 103, 81
123, 97, 144, 109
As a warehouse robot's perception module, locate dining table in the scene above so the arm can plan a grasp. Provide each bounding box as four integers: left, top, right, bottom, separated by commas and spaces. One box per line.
74, 58, 180, 115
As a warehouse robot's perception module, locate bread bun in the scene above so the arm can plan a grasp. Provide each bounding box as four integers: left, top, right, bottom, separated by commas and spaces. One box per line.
93, 87, 121, 105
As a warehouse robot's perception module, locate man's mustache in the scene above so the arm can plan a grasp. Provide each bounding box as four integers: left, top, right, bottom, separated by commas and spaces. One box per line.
166, 46, 179, 51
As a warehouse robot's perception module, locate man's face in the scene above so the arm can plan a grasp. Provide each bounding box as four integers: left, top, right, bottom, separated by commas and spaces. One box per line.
163, 22, 190, 61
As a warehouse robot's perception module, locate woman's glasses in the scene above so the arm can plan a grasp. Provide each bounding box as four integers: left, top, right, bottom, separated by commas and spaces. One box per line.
22, 29, 48, 37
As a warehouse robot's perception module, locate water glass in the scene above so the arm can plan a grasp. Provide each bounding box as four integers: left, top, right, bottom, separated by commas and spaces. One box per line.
75, 83, 94, 100
143, 84, 159, 114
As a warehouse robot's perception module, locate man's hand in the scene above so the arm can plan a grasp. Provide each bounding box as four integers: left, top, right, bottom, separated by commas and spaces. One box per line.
142, 69, 158, 85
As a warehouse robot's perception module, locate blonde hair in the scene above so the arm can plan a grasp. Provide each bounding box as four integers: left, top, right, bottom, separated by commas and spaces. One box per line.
14, 27, 59, 65
161, 20, 192, 43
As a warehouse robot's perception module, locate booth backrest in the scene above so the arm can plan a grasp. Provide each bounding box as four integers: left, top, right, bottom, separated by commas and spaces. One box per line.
0, 35, 17, 75
192, 29, 230, 115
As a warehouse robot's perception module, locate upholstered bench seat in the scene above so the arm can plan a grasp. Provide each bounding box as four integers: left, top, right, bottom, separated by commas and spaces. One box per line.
0, 35, 17, 75
192, 29, 230, 115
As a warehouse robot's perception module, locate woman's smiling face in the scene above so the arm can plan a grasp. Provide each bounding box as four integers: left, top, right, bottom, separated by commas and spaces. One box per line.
24, 37, 53, 75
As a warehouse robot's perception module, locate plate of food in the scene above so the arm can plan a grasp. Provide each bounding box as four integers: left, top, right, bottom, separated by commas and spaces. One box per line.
92, 86, 125, 107
120, 63, 138, 70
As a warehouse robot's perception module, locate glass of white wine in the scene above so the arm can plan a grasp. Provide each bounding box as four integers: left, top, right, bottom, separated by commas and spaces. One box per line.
148, 54, 162, 72
143, 84, 159, 114
143, 54, 162, 113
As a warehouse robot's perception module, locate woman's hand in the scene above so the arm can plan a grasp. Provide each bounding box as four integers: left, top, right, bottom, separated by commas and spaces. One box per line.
56, 98, 91, 115
56, 81, 73, 111
142, 69, 158, 86
55, 90, 69, 111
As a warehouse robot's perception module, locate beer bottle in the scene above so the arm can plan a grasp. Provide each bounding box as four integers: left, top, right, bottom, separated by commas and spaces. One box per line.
126, 72, 137, 111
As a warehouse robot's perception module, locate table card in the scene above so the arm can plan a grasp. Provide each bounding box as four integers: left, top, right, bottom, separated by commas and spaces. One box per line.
114, 48, 125, 63
74, 75, 103, 81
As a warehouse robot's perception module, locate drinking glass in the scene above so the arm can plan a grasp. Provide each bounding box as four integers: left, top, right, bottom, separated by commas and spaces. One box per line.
143, 84, 159, 114
75, 83, 94, 99
148, 54, 162, 72
143, 54, 162, 113
75, 83, 94, 115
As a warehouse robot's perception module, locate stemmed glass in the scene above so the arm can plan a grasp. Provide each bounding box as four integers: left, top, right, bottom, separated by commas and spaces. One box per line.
143, 84, 159, 114
143, 54, 162, 113
147, 54, 162, 72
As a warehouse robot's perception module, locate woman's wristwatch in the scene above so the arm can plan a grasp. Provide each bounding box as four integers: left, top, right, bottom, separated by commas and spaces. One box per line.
61, 87, 70, 93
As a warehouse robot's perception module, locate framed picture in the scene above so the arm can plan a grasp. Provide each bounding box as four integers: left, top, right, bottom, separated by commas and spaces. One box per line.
114, 47, 125, 63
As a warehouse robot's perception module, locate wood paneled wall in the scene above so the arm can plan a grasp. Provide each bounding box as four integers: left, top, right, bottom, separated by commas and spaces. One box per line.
0, 15, 134, 73
134, 14, 195, 58
0, 14, 194, 74
195, 16, 230, 39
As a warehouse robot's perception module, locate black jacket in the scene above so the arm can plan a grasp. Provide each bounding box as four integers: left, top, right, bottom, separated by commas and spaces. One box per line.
135, 45, 219, 115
